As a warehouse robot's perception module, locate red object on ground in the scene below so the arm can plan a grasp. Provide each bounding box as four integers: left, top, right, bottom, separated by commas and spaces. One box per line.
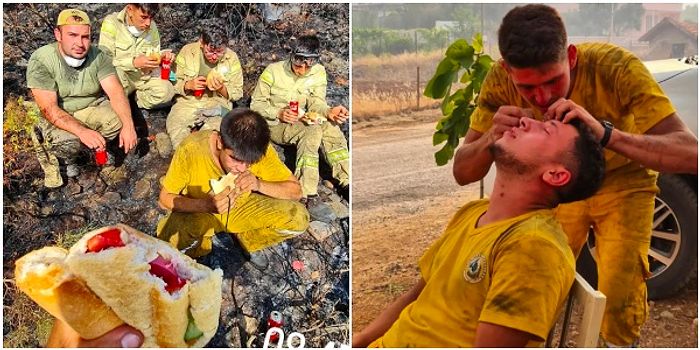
193, 88, 205, 98
86, 228, 125, 253
160, 57, 171, 80
267, 311, 284, 342
292, 260, 304, 271
149, 255, 187, 293
289, 100, 299, 115
95, 149, 107, 166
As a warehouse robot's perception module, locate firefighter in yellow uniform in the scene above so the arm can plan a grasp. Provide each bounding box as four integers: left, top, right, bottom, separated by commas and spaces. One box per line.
454, 5, 698, 346
157, 109, 309, 256
250, 34, 349, 201
167, 24, 243, 149
98, 4, 175, 109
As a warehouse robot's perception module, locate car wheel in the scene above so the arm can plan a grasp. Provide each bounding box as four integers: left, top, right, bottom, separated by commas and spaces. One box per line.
576, 174, 698, 300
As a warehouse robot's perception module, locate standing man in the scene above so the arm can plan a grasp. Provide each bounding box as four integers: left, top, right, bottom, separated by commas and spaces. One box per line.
251, 33, 350, 203
354, 119, 606, 347
27, 8, 137, 188
98, 3, 175, 110
452, 4, 698, 346
157, 108, 309, 256
166, 24, 243, 149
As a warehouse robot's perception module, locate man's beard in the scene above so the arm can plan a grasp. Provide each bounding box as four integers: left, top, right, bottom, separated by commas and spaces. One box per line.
488, 143, 535, 175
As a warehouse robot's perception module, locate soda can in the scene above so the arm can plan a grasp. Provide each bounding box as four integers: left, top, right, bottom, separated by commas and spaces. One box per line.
267, 311, 283, 342
95, 149, 107, 166
289, 100, 299, 115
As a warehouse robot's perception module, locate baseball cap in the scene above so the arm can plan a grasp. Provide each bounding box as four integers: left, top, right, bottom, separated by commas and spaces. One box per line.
56, 9, 91, 26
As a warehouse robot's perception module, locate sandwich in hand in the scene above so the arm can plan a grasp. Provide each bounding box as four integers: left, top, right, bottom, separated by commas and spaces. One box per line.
14, 224, 223, 347
301, 111, 327, 125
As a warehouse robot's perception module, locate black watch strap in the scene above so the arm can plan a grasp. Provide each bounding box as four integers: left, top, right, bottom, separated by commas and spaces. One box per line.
600, 120, 613, 147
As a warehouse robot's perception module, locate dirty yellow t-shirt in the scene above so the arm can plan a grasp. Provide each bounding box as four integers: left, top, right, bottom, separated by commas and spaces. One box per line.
471, 42, 675, 194
380, 199, 575, 348
162, 130, 292, 199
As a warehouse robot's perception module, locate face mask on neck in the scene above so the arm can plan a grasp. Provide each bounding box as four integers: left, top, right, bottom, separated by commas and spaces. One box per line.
63, 55, 86, 68
127, 25, 143, 37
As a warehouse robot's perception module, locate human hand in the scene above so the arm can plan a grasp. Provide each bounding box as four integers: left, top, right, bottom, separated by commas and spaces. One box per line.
78, 128, 107, 151
119, 124, 137, 153
487, 106, 534, 144
234, 171, 260, 193
161, 50, 175, 62
133, 55, 160, 70
185, 77, 207, 92
207, 75, 223, 92
327, 105, 349, 124
47, 319, 143, 348
210, 186, 237, 214
545, 98, 604, 139
278, 108, 300, 124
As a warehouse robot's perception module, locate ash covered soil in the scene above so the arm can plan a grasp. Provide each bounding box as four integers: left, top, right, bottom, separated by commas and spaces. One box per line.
3, 4, 349, 347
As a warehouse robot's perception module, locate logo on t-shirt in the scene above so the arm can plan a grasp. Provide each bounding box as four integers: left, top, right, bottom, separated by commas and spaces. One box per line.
464, 254, 487, 283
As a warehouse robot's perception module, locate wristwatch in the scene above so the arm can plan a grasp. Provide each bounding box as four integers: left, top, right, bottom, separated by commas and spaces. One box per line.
600, 120, 614, 147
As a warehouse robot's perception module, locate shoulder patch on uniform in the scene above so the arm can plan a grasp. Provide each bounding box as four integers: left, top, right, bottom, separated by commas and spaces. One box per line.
260, 69, 274, 85
464, 254, 487, 283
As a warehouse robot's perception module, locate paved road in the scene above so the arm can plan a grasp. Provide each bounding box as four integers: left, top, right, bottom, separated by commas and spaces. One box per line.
352, 122, 478, 212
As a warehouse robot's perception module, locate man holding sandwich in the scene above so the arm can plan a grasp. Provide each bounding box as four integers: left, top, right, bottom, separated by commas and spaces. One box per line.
27, 8, 137, 187
250, 33, 350, 203
98, 3, 175, 110
353, 118, 605, 347
157, 108, 310, 256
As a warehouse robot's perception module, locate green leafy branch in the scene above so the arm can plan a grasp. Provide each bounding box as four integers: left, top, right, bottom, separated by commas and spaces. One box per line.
424, 33, 494, 166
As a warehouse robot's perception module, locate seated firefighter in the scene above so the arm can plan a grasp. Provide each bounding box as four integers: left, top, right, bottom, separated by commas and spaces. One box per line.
353, 118, 606, 348
250, 33, 350, 203
98, 3, 175, 110
157, 108, 310, 257
166, 23, 243, 149
27, 8, 137, 188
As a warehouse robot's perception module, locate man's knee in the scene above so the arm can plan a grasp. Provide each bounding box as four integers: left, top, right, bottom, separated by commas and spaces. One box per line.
298, 125, 324, 147
138, 80, 175, 108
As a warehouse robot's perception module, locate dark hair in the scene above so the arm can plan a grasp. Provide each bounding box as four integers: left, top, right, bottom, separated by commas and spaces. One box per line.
219, 108, 270, 164
130, 3, 159, 17
294, 34, 320, 56
200, 22, 228, 49
554, 119, 605, 204
498, 4, 567, 68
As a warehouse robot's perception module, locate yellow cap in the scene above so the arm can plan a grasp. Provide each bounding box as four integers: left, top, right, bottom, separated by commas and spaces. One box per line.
56, 9, 91, 26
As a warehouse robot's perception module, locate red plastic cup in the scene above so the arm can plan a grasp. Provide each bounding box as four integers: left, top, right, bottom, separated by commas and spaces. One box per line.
289, 100, 299, 115
267, 311, 283, 342
194, 88, 205, 98
160, 57, 171, 80
95, 149, 107, 166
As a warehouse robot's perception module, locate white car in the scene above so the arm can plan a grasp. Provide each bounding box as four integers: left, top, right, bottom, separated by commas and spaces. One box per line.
482, 56, 698, 300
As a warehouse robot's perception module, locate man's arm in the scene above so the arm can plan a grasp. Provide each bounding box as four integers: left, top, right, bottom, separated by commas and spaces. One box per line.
352, 278, 425, 348
306, 66, 331, 117
31, 88, 107, 150
474, 322, 537, 347
550, 99, 698, 174
607, 113, 698, 174
250, 68, 283, 122
221, 54, 243, 101
99, 74, 137, 153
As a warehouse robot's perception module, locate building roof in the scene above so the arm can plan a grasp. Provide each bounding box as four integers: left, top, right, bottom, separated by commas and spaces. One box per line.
639, 17, 698, 41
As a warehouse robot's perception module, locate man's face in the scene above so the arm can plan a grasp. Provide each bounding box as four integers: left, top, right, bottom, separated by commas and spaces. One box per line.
505, 45, 577, 113
219, 148, 251, 175
290, 55, 317, 76
201, 43, 225, 64
493, 118, 578, 174
54, 25, 91, 59
126, 5, 152, 31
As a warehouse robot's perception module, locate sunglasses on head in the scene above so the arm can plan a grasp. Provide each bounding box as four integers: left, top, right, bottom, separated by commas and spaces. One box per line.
292, 54, 318, 67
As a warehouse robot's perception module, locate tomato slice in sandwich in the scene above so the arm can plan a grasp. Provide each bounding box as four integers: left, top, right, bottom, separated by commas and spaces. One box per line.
86, 228, 125, 253
149, 255, 187, 293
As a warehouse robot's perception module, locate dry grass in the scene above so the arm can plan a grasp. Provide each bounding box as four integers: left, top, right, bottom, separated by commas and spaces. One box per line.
352, 50, 444, 120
